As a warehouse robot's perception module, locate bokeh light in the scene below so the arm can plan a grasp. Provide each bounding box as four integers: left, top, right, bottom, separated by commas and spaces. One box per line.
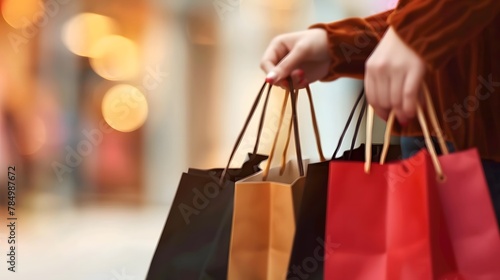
2, 0, 43, 29
89, 35, 140, 81
101, 84, 148, 132
62, 13, 118, 57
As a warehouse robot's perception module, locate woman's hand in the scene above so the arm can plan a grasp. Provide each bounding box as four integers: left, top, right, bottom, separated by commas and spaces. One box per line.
261, 29, 331, 89
365, 26, 426, 125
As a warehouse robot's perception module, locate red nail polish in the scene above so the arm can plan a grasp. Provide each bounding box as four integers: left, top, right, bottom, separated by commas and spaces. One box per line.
266, 77, 274, 83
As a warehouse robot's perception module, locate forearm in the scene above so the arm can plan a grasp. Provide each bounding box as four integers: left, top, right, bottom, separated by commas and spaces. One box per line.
309, 10, 393, 81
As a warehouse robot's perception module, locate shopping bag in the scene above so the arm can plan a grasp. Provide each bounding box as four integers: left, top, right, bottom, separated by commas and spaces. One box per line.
287, 89, 402, 280
146, 82, 273, 280
421, 86, 500, 279
324, 92, 460, 279
436, 149, 500, 279
229, 158, 308, 280
228, 80, 321, 280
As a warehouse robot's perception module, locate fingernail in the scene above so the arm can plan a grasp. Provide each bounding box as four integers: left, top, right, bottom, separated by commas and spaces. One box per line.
266, 71, 277, 83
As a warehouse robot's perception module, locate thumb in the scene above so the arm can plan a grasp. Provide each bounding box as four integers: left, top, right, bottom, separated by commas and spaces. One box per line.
266, 46, 307, 83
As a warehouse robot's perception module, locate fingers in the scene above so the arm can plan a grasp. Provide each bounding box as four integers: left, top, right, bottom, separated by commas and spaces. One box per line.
261, 32, 309, 84
364, 73, 377, 109
270, 69, 307, 90
390, 71, 407, 125
365, 63, 390, 121
267, 44, 309, 84
374, 108, 390, 122
261, 29, 330, 89
291, 69, 307, 88
401, 68, 424, 122
365, 59, 423, 124
260, 35, 290, 73
367, 71, 421, 124
363, 27, 427, 127
260, 33, 309, 89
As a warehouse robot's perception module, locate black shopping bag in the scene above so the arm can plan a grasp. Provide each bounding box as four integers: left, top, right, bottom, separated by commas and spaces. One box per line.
146, 153, 267, 280
147, 82, 274, 280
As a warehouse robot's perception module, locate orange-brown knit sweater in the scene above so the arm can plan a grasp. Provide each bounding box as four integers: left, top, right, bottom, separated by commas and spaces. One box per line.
311, 0, 500, 161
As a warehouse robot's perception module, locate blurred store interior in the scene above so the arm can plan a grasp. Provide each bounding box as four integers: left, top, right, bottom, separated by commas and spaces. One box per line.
0, 0, 394, 279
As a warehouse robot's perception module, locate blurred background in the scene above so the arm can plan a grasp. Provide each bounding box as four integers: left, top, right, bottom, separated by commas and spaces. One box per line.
0, 0, 394, 279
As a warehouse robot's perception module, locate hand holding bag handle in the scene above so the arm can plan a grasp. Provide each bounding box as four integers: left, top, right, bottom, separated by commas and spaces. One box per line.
221, 78, 313, 183
377, 84, 449, 164
325, 85, 453, 280
364, 84, 447, 181
362, 84, 500, 278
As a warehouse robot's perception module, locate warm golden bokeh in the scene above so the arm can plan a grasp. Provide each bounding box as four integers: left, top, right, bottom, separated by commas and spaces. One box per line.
89, 35, 140, 81
101, 84, 148, 132
2, 0, 44, 29
61, 13, 118, 57
0, 1, 380, 278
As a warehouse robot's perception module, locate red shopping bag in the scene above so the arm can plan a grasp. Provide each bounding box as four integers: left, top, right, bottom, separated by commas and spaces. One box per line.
422, 85, 500, 279
437, 148, 500, 279
326, 150, 457, 279
324, 87, 500, 279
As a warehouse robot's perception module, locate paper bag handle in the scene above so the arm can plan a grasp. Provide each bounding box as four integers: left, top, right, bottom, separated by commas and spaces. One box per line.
277, 86, 326, 176
305, 85, 326, 162
262, 89, 291, 180
220, 82, 272, 184
262, 78, 305, 180
364, 84, 447, 181
331, 88, 366, 159
377, 85, 449, 163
